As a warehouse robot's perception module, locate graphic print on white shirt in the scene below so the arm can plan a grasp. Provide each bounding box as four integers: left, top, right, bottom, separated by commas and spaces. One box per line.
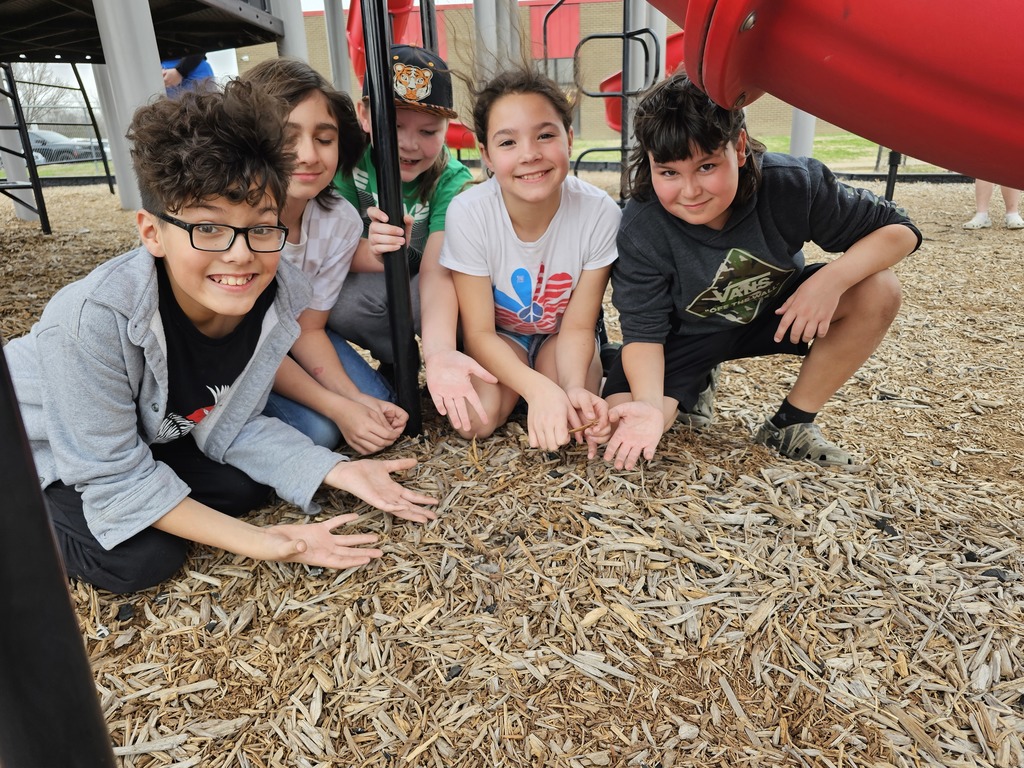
493, 263, 573, 334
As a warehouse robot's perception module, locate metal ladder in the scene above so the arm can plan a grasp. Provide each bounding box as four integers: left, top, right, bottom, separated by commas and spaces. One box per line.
0, 62, 50, 234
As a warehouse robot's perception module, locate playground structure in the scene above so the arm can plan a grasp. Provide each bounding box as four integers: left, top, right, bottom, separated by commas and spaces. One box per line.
344, 0, 1024, 192
2, 1, 1024, 765
647, 0, 1023, 190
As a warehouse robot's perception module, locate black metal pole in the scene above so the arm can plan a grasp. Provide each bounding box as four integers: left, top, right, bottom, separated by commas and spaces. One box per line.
420, 0, 438, 54
884, 150, 901, 201
0, 339, 117, 768
361, 0, 422, 435
72, 62, 114, 194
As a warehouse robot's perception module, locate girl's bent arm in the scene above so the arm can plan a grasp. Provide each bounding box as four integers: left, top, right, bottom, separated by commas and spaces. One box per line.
349, 237, 382, 273
288, 308, 361, 398
419, 232, 497, 428
275, 309, 406, 454
554, 267, 611, 391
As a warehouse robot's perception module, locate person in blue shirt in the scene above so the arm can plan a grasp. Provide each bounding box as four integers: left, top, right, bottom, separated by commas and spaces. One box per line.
162, 54, 214, 95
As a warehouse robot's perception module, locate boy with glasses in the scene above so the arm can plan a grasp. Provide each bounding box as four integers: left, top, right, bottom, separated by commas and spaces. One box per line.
4, 81, 436, 594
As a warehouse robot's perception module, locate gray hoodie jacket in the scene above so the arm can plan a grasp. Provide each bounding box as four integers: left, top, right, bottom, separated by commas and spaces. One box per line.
5, 247, 344, 550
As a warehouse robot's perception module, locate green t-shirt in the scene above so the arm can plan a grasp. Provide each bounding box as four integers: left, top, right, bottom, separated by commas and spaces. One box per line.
333, 146, 473, 274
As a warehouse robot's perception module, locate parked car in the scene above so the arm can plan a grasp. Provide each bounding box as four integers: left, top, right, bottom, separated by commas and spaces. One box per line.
28, 129, 94, 163
73, 137, 109, 159
0, 150, 45, 170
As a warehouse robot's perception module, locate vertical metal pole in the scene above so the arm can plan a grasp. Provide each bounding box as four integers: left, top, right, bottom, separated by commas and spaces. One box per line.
361, 0, 422, 434
884, 150, 901, 201
619, 0, 633, 185
420, 0, 439, 54
789, 108, 816, 158
0, 340, 117, 768
92, 0, 165, 211
473, 0, 499, 82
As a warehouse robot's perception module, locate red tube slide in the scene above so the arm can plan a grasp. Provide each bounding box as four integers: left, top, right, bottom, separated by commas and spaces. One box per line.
642, 0, 1024, 188
346, 4, 476, 152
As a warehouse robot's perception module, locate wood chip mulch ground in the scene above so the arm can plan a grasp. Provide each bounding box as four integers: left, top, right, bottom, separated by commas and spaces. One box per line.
2, 178, 1023, 768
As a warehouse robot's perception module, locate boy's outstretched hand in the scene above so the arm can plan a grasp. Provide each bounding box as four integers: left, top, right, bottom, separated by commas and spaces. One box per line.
604, 401, 665, 469
325, 457, 438, 523
264, 513, 383, 569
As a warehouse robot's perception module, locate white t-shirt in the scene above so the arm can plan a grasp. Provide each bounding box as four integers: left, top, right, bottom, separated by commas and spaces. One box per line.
281, 196, 362, 312
440, 175, 620, 335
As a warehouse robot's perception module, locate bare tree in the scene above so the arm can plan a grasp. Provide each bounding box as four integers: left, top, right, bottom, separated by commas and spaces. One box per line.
10, 62, 92, 137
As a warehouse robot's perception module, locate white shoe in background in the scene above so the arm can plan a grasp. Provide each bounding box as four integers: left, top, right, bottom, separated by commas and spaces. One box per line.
963, 212, 992, 229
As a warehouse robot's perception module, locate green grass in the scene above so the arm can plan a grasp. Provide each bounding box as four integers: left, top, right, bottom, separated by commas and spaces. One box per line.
453, 135, 893, 168
759, 132, 875, 162
1, 160, 112, 181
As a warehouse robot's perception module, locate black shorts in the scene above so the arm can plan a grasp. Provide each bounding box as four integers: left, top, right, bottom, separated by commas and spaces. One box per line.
603, 263, 824, 410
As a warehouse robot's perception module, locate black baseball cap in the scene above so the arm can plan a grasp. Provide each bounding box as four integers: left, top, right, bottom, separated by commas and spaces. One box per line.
364, 45, 457, 119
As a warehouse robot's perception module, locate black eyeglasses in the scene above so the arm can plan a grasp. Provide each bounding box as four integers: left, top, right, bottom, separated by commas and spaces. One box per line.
156, 212, 288, 253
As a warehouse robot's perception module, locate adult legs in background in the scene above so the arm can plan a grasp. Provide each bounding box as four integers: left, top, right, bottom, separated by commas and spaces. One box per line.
964, 181, 1024, 229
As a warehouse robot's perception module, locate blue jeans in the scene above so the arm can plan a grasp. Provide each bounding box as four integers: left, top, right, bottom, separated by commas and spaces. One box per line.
264, 329, 396, 449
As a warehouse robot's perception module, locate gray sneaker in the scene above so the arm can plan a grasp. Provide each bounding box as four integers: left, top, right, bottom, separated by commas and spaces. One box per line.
754, 419, 858, 467
677, 365, 720, 429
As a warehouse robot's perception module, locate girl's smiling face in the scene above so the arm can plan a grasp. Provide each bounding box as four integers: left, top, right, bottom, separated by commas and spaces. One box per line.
286, 91, 340, 204
480, 91, 572, 213
649, 131, 747, 230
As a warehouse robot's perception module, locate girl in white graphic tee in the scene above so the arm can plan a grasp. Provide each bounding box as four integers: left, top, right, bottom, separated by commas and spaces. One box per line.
440, 68, 621, 455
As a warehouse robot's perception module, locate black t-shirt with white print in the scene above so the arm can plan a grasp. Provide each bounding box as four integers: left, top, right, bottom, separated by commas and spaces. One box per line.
154, 259, 276, 443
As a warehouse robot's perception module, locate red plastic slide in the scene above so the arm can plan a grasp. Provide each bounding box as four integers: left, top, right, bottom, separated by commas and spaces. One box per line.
634, 0, 1024, 188
346, 0, 416, 89
599, 31, 685, 133
346, 3, 476, 153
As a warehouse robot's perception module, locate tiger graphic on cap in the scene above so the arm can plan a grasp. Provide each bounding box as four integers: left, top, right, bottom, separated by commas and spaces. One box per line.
393, 62, 433, 103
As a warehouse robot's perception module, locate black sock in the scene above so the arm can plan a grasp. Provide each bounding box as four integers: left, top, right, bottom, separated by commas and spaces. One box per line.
770, 398, 816, 429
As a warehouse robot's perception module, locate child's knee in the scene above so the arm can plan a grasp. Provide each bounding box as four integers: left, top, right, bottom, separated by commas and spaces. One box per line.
455, 422, 498, 441
851, 270, 902, 323
870, 269, 903, 319
68, 532, 189, 595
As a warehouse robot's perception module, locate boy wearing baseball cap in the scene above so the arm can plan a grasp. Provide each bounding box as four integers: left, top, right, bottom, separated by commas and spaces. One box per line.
329, 46, 498, 432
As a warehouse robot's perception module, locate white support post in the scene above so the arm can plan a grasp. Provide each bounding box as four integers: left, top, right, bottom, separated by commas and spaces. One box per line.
271, 0, 310, 62
324, 0, 351, 92
473, 0, 520, 82
90, 64, 130, 197
91, 0, 165, 210
790, 108, 816, 158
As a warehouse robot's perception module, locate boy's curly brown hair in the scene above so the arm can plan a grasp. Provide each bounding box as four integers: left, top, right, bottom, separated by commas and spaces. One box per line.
128, 79, 294, 215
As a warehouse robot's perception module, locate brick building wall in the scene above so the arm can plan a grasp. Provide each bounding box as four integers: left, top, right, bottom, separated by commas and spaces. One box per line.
234, 5, 845, 145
